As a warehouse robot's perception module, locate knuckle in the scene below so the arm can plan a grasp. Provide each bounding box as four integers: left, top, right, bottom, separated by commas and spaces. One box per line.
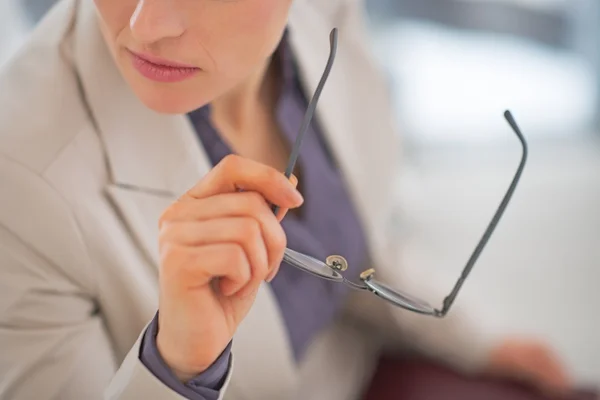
244, 191, 266, 210
238, 218, 261, 240
157, 221, 176, 243
220, 154, 241, 174
268, 226, 287, 269
158, 203, 177, 228
158, 213, 168, 230
272, 225, 287, 252
227, 245, 251, 280
157, 226, 169, 244
158, 242, 181, 272
265, 167, 283, 185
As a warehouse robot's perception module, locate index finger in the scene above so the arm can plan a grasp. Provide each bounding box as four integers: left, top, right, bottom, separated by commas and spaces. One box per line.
183, 155, 304, 209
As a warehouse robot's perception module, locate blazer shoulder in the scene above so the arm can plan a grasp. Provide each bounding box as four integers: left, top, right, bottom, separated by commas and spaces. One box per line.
0, 0, 91, 175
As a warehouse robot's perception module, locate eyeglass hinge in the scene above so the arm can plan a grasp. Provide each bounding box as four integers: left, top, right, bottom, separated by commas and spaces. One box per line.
326, 255, 348, 272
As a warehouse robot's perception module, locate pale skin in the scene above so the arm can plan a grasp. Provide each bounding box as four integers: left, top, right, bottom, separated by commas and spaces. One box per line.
94, 0, 570, 393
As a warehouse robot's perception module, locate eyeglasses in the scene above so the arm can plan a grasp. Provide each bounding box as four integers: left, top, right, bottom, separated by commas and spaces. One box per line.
273, 28, 528, 318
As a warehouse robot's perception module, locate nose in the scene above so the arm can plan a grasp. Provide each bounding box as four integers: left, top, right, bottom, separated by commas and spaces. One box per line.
130, 0, 185, 44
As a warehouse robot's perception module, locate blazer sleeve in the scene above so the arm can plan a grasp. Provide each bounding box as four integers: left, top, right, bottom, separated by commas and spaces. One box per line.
331, 0, 494, 374
0, 155, 233, 400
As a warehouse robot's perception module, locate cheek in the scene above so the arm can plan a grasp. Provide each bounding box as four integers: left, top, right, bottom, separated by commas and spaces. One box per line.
239, 0, 288, 28
206, 0, 291, 70
238, 0, 291, 40
93, 0, 138, 41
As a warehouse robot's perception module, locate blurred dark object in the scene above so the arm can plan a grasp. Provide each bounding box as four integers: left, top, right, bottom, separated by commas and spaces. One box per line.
365, 0, 568, 48
363, 357, 598, 400
20, 0, 59, 24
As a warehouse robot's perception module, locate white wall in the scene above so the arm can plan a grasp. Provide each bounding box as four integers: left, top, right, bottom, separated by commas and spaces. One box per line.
396, 137, 600, 385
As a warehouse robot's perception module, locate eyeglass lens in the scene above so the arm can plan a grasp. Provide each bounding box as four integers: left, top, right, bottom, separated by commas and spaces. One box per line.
362, 276, 437, 315
283, 248, 343, 281
282, 247, 436, 315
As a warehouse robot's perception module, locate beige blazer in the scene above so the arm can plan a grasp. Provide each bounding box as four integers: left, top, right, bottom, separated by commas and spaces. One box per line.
0, 0, 491, 399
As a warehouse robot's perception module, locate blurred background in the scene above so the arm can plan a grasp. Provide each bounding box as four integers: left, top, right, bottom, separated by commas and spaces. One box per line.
362, 0, 600, 387
1, 0, 598, 387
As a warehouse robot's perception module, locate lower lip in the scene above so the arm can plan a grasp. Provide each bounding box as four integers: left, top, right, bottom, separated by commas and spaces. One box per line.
129, 52, 200, 83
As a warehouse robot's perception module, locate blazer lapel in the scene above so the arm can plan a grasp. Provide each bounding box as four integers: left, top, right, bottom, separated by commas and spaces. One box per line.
73, 0, 212, 266
72, 1, 300, 395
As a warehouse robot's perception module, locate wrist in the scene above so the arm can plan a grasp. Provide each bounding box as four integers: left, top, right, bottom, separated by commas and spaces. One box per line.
156, 332, 213, 382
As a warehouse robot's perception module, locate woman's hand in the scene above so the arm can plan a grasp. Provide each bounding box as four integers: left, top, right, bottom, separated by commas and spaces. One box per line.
486, 338, 571, 395
155, 154, 303, 381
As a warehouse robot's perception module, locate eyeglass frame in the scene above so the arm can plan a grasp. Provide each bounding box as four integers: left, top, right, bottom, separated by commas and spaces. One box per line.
272, 28, 528, 318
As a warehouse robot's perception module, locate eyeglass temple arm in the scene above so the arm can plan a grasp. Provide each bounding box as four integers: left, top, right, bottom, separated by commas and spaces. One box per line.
436, 110, 529, 317
272, 28, 338, 215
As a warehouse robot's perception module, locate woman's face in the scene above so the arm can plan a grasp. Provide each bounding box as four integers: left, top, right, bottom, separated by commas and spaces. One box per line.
94, 0, 292, 114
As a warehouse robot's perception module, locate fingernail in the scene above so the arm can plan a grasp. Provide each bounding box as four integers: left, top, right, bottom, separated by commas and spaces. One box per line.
290, 189, 304, 205
266, 269, 277, 283
276, 209, 285, 222
285, 176, 303, 204
238, 284, 256, 299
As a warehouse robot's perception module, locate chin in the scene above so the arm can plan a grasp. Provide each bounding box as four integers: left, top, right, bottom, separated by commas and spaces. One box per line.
119, 65, 209, 114
139, 92, 199, 114
133, 84, 208, 115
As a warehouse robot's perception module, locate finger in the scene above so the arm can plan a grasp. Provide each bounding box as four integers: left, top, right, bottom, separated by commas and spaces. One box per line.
160, 243, 252, 296
266, 174, 295, 280
531, 351, 570, 391
505, 347, 570, 394
164, 178, 297, 226
160, 192, 288, 274
183, 155, 303, 209
160, 218, 269, 290
514, 343, 568, 388
162, 191, 276, 226
276, 174, 299, 222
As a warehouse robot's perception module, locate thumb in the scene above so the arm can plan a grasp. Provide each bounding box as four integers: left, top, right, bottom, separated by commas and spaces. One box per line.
276, 174, 300, 222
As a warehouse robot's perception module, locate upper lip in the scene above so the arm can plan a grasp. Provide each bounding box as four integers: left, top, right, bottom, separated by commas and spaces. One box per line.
128, 50, 199, 69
